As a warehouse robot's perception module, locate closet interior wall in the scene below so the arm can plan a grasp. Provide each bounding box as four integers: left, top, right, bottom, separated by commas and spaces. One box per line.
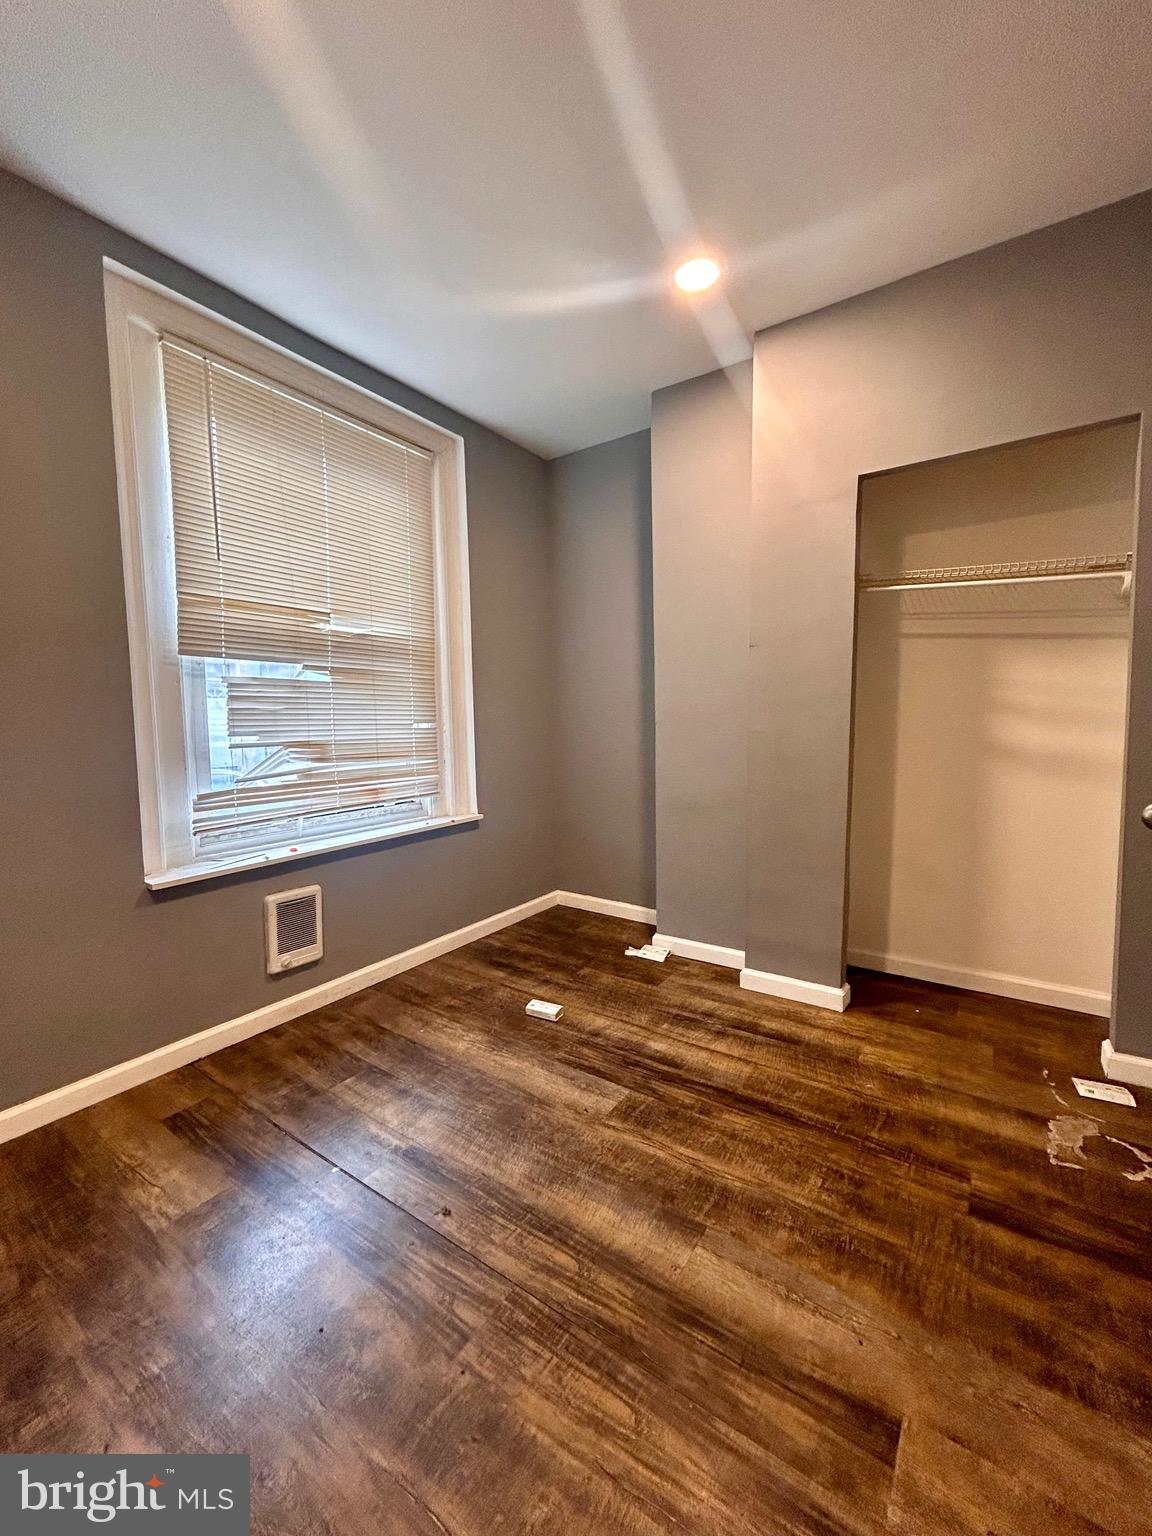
848, 421, 1139, 1014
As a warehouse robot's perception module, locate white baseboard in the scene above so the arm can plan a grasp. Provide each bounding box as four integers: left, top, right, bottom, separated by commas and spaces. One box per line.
0, 887, 656, 1147
1101, 1039, 1152, 1089
739, 966, 850, 1012
556, 891, 657, 924
848, 948, 1110, 1017
653, 932, 745, 970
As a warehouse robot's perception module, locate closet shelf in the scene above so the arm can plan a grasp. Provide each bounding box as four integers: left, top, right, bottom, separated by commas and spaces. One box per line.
858, 551, 1132, 592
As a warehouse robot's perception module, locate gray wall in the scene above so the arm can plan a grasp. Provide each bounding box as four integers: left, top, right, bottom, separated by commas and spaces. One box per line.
549, 432, 655, 907
745, 191, 1152, 1055
0, 168, 558, 1110
651, 366, 751, 949
13, 158, 1152, 1113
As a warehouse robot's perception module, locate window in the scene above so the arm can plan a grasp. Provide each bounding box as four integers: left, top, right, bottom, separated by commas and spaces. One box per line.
105, 264, 478, 888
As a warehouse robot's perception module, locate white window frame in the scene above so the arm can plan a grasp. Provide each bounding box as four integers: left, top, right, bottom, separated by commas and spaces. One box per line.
104, 261, 479, 890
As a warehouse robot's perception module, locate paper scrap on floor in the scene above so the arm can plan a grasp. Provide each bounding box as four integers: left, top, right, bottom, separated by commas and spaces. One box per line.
526, 999, 564, 1021
1073, 1077, 1137, 1107
625, 944, 670, 962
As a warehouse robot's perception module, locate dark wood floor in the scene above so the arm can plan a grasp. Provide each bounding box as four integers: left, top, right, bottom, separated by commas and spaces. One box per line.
3, 908, 1152, 1534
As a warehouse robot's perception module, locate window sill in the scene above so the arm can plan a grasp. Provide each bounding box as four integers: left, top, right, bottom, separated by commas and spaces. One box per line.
144, 811, 483, 890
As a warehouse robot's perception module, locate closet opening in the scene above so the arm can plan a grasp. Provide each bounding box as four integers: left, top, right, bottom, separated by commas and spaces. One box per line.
847, 418, 1139, 1017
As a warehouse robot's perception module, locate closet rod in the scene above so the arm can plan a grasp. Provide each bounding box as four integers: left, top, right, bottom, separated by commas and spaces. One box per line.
861, 570, 1130, 593
859, 552, 1131, 593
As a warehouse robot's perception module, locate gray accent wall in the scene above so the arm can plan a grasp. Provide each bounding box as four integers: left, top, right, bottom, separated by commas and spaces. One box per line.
742, 191, 1152, 1053
650, 366, 751, 950
0, 168, 559, 1111
550, 432, 655, 908
649, 191, 1152, 1056
10, 157, 1152, 1114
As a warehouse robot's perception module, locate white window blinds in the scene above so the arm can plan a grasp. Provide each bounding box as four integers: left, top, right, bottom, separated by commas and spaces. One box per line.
160, 338, 441, 848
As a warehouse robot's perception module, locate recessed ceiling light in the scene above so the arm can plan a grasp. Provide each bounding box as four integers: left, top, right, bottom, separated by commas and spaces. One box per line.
673, 256, 721, 294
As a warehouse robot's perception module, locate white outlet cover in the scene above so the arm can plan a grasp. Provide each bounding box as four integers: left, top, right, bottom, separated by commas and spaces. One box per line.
1073, 1077, 1137, 1107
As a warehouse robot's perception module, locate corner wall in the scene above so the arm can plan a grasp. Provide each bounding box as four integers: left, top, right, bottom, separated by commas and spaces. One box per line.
650, 366, 752, 950
745, 190, 1152, 1054
0, 168, 557, 1111
549, 432, 656, 907
648, 190, 1152, 1057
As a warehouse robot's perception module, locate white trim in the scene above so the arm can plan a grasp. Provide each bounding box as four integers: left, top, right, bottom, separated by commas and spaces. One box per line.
0, 889, 658, 1145
653, 932, 745, 970
848, 948, 1110, 1017
144, 812, 484, 890
740, 967, 851, 1012
556, 892, 657, 923
103, 262, 477, 887
103, 260, 457, 450
1101, 1039, 1152, 1090
0, 891, 557, 1146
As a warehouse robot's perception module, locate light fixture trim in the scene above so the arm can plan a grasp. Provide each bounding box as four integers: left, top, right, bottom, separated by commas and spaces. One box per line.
673, 256, 722, 294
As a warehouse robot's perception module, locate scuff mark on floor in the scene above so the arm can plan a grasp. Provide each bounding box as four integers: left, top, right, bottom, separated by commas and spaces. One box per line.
1105, 1137, 1152, 1183
1046, 1109, 1152, 1182
1043, 1068, 1072, 1109
1046, 1114, 1101, 1169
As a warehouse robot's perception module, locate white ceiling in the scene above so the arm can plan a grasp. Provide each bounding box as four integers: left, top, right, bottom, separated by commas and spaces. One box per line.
2, 0, 1151, 457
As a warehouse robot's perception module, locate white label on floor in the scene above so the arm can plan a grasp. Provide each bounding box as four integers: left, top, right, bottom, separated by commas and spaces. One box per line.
625, 944, 670, 962
1072, 1077, 1137, 1107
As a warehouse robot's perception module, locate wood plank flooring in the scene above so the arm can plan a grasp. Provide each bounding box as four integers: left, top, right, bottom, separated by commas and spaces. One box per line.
3, 907, 1152, 1534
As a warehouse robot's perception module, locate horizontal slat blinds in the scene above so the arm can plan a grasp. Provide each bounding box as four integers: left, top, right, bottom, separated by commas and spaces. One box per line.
160, 337, 441, 845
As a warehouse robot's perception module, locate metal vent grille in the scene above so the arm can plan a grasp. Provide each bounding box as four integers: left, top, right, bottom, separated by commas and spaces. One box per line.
276, 896, 317, 955
264, 886, 323, 973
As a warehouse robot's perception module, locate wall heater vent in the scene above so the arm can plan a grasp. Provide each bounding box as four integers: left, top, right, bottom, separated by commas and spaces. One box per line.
264, 885, 323, 973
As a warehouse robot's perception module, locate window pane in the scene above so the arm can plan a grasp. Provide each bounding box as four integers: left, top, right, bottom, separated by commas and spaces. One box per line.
203, 657, 303, 791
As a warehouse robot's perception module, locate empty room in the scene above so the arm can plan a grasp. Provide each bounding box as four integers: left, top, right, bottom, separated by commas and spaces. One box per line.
2, 2, 1152, 1532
